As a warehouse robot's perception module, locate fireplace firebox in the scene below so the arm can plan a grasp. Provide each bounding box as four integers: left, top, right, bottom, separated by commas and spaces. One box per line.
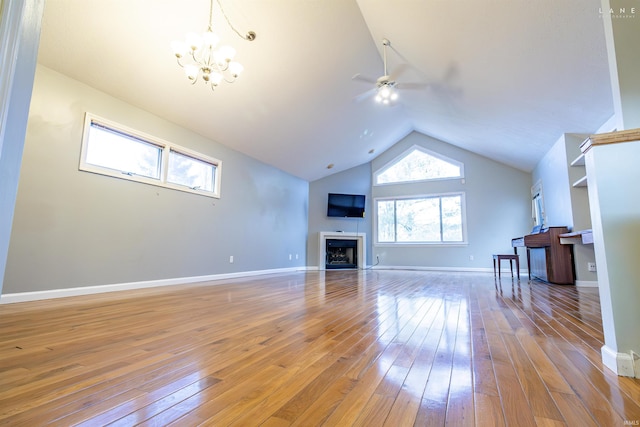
326, 239, 358, 269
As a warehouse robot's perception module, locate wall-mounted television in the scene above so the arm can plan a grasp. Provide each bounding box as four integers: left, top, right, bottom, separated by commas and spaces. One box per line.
327, 193, 366, 218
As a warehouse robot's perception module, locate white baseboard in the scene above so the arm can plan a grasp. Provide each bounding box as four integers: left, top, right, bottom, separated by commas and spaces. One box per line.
601, 345, 637, 377
309, 265, 530, 276
374, 265, 490, 273
575, 280, 598, 288
373, 265, 530, 275
308, 266, 500, 273
0, 267, 303, 304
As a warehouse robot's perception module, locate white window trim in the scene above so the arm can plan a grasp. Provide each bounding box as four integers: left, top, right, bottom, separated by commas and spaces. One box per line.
80, 113, 222, 198
373, 192, 468, 246
374, 144, 465, 186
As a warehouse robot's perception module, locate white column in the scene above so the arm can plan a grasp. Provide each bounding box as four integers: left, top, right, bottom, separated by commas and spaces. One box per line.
583, 131, 640, 378
0, 0, 45, 296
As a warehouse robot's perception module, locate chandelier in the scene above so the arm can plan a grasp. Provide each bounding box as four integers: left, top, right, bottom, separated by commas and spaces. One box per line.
171, 0, 256, 90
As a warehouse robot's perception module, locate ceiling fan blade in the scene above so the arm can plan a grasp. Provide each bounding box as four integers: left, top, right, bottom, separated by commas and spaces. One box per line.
387, 43, 413, 66
353, 88, 377, 103
352, 73, 378, 84
396, 82, 428, 90
388, 63, 410, 81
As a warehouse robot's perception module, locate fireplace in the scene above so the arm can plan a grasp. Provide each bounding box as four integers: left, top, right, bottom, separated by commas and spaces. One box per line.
318, 232, 366, 270
326, 239, 358, 269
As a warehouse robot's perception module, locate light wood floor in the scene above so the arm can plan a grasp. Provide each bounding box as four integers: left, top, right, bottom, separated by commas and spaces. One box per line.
1, 270, 639, 426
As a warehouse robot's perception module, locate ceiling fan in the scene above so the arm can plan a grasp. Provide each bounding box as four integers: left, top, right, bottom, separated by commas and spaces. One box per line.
353, 38, 423, 105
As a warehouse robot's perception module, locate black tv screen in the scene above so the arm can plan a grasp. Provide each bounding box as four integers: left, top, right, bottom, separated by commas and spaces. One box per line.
327, 193, 365, 218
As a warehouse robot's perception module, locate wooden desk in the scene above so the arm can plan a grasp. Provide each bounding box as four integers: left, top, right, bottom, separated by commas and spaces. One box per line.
512, 226, 575, 285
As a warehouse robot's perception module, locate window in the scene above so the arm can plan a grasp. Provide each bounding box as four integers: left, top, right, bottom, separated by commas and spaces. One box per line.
375, 145, 464, 185
167, 150, 217, 192
84, 122, 163, 180
376, 193, 466, 244
531, 180, 546, 228
80, 113, 221, 198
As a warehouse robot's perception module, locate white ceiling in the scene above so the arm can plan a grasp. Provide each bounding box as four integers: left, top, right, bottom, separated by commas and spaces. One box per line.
37, 0, 614, 181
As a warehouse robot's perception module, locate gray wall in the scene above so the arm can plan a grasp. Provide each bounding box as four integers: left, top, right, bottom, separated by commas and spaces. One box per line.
370, 132, 532, 269
532, 136, 572, 226
308, 131, 532, 270
3, 65, 309, 294
307, 163, 372, 267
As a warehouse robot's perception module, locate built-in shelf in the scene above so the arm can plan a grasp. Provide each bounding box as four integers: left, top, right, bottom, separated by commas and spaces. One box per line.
559, 229, 593, 245
572, 175, 588, 188
570, 152, 585, 166
570, 143, 587, 187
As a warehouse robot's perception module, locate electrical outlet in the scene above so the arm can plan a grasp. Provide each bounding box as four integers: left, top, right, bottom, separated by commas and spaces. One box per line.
295, 254, 299, 260
229, 255, 234, 263
587, 262, 596, 272
289, 254, 292, 260
469, 255, 474, 261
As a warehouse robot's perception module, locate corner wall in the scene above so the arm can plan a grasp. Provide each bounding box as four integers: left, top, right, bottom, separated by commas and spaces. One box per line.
307, 163, 372, 268
369, 132, 531, 270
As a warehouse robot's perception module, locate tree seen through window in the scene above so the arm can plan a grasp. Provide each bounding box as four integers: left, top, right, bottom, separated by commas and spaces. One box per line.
376, 194, 464, 243
375, 146, 463, 185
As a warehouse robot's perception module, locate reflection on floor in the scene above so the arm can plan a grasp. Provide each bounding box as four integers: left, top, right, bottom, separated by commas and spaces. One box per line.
0, 270, 638, 425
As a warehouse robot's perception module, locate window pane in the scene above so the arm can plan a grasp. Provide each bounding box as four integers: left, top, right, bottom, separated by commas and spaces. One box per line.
167, 150, 216, 192
377, 200, 396, 242
376, 148, 462, 184
396, 198, 441, 242
441, 195, 463, 241
86, 123, 161, 179
376, 194, 464, 244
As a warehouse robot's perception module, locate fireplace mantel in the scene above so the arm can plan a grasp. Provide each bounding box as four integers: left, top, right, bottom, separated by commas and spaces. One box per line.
318, 232, 366, 270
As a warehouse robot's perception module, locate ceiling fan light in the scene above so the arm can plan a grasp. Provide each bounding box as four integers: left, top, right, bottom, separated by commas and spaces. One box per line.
375, 94, 382, 103
390, 91, 398, 101
379, 86, 391, 98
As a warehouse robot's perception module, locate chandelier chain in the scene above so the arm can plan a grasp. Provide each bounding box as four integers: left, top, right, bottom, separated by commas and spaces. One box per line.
216, 0, 253, 41
208, 0, 214, 30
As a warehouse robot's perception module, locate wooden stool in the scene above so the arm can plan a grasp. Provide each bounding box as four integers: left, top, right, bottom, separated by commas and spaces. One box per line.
493, 254, 520, 279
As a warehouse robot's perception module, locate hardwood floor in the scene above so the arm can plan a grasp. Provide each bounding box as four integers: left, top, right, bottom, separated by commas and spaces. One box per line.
1, 270, 639, 426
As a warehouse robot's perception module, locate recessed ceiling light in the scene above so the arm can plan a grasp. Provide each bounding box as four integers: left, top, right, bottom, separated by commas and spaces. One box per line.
360, 129, 374, 139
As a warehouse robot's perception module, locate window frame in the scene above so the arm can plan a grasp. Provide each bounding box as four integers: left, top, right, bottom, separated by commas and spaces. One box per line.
80, 113, 222, 198
374, 144, 465, 186
374, 192, 468, 246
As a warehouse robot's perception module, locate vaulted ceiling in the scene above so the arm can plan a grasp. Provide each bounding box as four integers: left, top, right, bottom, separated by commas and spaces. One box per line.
37, 0, 614, 181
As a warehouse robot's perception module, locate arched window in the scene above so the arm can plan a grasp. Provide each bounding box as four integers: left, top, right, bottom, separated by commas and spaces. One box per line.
375, 145, 464, 185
